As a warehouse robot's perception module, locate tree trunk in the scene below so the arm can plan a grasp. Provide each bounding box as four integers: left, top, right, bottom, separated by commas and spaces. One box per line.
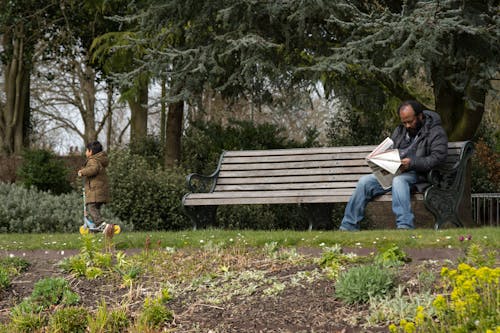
128, 82, 149, 143
165, 100, 184, 168
0, 23, 30, 156
433, 77, 485, 141
106, 84, 113, 151
160, 79, 167, 147
80, 63, 97, 143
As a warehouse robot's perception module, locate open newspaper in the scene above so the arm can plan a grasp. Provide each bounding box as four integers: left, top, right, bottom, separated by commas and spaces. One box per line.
366, 137, 402, 190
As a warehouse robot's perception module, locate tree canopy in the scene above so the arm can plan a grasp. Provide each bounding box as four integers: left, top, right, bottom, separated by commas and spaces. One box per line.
131, 0, 498, 141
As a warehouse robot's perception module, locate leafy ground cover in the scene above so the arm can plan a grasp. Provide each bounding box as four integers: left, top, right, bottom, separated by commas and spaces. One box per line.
0, 228, 498, 332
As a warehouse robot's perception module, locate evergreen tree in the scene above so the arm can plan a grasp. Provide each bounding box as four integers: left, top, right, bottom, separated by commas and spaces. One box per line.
310, 0, 499, 140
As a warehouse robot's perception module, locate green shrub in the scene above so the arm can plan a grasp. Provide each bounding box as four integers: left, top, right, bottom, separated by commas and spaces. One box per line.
471, 139, 500, 193
108, 149, 189, 231
181, 119, 304, 175
335, 264, 395, 304
128, 135, 165, 167
48, 306, 89, 333
0, 183, 124, 233
327, 103, 389, 147
17, 149, 72, 195
0, 182, 79, 232
216, 205, 310, 230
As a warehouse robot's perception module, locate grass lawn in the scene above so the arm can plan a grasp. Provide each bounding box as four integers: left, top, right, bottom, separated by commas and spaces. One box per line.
0, 226, 498, 251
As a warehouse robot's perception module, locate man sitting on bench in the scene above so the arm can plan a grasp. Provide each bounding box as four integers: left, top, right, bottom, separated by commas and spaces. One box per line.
339, 100, 448, 231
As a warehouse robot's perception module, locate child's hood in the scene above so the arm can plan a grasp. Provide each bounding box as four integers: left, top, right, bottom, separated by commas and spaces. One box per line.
91, 151, 109, 168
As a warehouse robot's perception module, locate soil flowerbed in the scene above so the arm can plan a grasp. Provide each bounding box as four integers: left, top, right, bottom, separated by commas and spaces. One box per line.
0, 245, 463, 332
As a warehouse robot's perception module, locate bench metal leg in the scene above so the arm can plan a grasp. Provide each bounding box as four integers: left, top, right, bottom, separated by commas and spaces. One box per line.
424, 189, 464, 229
183, 205, 217, 230
302, 204, 333, 231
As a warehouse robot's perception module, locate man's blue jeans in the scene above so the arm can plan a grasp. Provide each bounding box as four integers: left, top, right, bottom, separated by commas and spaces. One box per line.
339, 171, 418, 230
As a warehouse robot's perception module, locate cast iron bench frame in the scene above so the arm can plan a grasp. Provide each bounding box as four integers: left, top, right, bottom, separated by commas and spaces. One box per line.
182, 141, 474, 230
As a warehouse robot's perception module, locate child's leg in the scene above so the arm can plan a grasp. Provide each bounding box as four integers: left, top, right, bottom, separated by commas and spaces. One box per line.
86, 203, 104, 227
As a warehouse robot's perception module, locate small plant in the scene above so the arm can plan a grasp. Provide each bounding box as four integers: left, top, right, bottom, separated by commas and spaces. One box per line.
85, 266, 104, 280
59, 256, 87, 276
118, 265, 142, 289
30, 277, 79, 309
87, 300, 130, 333
0, 257, 30, 273
318, 245, 367, 280
367, 286, 435, 326
335, 264, 395, 304
93, 252, 113, 268
460, 242, 496, 267
137, 296, 173, 329
0, 256, 30, 291
80, 234, 100, 263
375, 244, 410, 267
263, 281, 286, 296
416, 269, 437, 293
318, 245, 344, 280
47, 306, 89, 333
8, 310, 46, 333
59, 235, 116, 280
0, 267, 9, 290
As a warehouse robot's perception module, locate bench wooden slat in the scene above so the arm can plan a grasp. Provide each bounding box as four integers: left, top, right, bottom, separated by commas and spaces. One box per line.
184, 196, 356, 205
186, 189, 358, 198
216, 174, 366, 184
184, 193, 424, 206
220, 159, 367, 171
223, 152, 369, 163
215, 182, 359, 191
221, 141, 466, 158
219, 166, 371, 178
223, 146, 376, 157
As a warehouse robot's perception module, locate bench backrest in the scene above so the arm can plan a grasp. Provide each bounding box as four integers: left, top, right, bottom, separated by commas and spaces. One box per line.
214, 142, 468, 197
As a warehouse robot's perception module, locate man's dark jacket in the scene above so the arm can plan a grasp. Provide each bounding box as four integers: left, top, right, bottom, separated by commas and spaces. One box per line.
390, 110, 448, 189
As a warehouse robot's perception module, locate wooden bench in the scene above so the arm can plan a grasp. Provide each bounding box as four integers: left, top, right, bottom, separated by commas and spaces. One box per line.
182, 141, 474, 230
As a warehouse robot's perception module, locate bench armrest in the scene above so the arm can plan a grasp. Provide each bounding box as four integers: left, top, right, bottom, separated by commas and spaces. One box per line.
186, 172, 218, 193
427, 141, 474, 190
185, 151, 226, 193
427, 165, 458, 190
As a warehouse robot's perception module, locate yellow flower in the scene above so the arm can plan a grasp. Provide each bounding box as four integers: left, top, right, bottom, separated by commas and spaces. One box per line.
433, 294, 448, 313
458, 262, 472, 273
452, 299, 467, 316
404, 322, 416, 333
415, 306, 426, 326
389, 323, 398, 333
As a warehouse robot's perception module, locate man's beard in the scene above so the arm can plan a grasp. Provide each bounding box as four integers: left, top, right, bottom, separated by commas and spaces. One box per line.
408, 119, 423, 136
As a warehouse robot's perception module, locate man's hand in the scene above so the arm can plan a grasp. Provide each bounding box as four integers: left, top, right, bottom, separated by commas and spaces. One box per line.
400, 158, 411, 171
77, 170, 82, 177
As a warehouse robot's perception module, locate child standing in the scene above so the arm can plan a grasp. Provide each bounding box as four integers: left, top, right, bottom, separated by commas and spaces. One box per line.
78, 141, 110, 232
